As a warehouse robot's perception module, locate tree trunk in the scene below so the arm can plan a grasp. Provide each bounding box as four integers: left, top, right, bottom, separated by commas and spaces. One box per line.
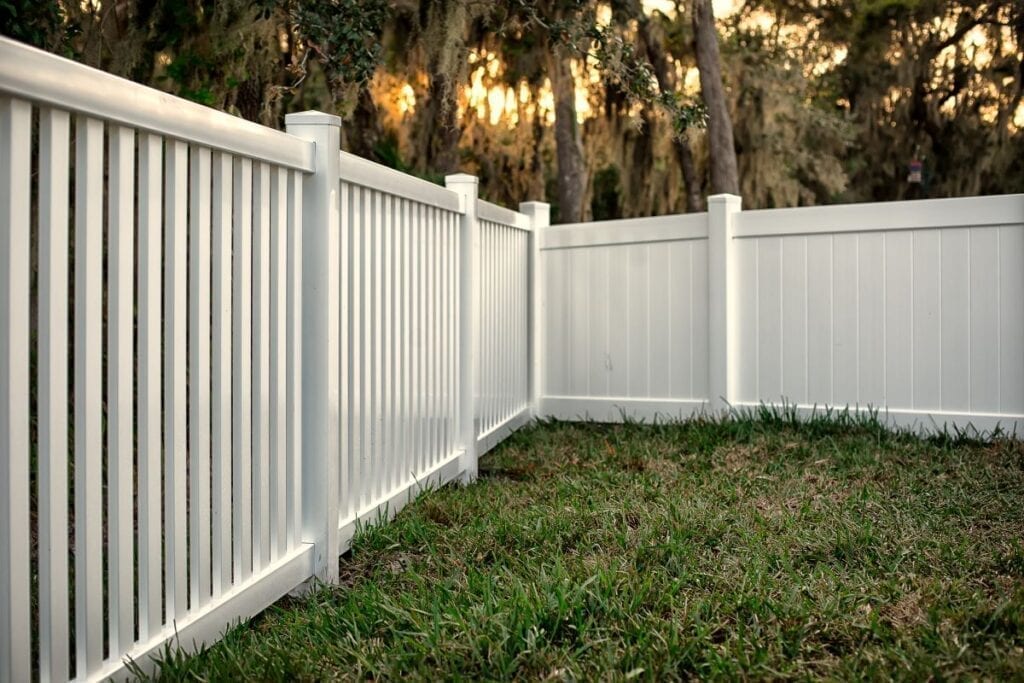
344, 88, 386, 161
634, 9, 703, 212
673, 135, 703, 211
415, 70, 462, 175
691, 0, 739, 195
550, 48, 587, 223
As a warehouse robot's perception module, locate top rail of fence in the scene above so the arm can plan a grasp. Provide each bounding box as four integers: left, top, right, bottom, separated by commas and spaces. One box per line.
540, 212, 709, 250
0, 37, 315, 172
477, 199, 531, 231
734, 193, 1024, 238
339, 150, 462, 213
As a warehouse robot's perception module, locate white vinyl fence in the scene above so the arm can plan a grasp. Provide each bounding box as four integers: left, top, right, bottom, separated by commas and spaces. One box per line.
0, 38, 539, 682
1, 34, 1022, 683
475, 200, 533, 453
539, 194, 1024, 434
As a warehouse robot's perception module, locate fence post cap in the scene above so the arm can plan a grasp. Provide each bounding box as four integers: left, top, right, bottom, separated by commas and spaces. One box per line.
285, 110, 341, 127
518, 201, 550, 211
707, 193, 742, 207
445, 173, 479, 187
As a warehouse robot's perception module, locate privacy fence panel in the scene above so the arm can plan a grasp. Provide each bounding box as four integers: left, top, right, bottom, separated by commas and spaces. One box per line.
538, 193, 1024, 434
0, 37, 313, 682
538, 214, 711, 421
476, 200, 532, 453
732, 195, 1024, 431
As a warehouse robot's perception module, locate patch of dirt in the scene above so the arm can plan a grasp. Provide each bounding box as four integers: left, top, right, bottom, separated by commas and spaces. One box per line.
882, 591, 928, 630
713, 443, 767, 474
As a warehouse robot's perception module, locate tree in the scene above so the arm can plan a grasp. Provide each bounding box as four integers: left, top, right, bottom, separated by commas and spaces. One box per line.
690, 0, 739, 195
550, 41, 589, 222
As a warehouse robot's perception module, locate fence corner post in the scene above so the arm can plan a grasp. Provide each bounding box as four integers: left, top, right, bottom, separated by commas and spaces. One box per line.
446, 174, 480, 483
285, 111, 341, 583
707, 193, 742, 417
519, 201, 550, 420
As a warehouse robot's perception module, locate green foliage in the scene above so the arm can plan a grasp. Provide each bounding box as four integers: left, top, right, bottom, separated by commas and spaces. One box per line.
508, 0, 708, 135
0, 0, 76, 53
291, 0, 391, 96
147, 417, 1024, 679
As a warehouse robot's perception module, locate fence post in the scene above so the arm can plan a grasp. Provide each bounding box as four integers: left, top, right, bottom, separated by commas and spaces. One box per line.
707, 194, 742, 416
446, 174, 480, 483
520, 201, 550, 419
285, 111, 340, 583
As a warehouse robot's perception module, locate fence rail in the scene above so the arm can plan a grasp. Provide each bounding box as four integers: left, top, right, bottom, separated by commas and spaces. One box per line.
1, 34, 1022, 683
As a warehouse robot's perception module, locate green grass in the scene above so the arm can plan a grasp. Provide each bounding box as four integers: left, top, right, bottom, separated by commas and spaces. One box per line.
145, 412, 1024, 680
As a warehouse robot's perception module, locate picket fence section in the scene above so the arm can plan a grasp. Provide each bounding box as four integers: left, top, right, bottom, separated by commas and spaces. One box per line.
2, 34, 1024, 683
0, 39, 539, 682
538, 194, 1024, 434
475, 200, 533, 453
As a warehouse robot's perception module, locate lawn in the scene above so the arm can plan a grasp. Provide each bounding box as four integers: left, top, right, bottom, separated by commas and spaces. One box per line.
146, 412, 1024, 680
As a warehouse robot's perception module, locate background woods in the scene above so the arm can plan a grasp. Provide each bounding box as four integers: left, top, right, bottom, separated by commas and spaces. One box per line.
2, 0, 1021, 222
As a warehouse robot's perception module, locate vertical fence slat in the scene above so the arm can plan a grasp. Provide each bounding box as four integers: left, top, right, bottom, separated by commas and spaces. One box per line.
437, 208, 446, 460
211, 151, 233, 596
337, 182, 349, 527
270, 166, 288, 558
493, 224, 500, 425
364, 190, 374, 506
390, 197, 400, 490
356, 185, 366, 516
427, 208, 437, 465
372, 190, 383, 503
189, 145, 213, 610
0, 95, 32, 683
349, 185, 362, 522
439, 211, 448, 459
520, 231, 528, 407
491, 224, 498, 429
506, 227, 513, 418
138, 132, 164, 639
38, 106, 70, 682
74, 114, 105, 675
412, 204, 423, 476
253, 162, 271, 571
490, 225, 498, 430
450, 213, 458, 455
382, 195, 393, 495
392, 197, 403, 486
233, 156, 253, 583
287, 170, 303, 547
452, 211, 461, 452
400, 200, 410, 482
108, 124, 136, 655
165, 138, 189, 619
489, 224, 497, 431
424, 203, 431, 466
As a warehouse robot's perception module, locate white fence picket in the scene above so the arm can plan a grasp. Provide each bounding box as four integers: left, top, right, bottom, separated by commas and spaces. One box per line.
254, 161, 271, 572
108, 124, 136, 654
74, 114, 105, 677
138, 131, 164, 641
212, 151, 234, 598
37, 106, 70, 683
0, 95, 32, 683
233, 156, 254, 584
165, 138, 189, 620
189, 144, 213, 610
271, 166, 288, 560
